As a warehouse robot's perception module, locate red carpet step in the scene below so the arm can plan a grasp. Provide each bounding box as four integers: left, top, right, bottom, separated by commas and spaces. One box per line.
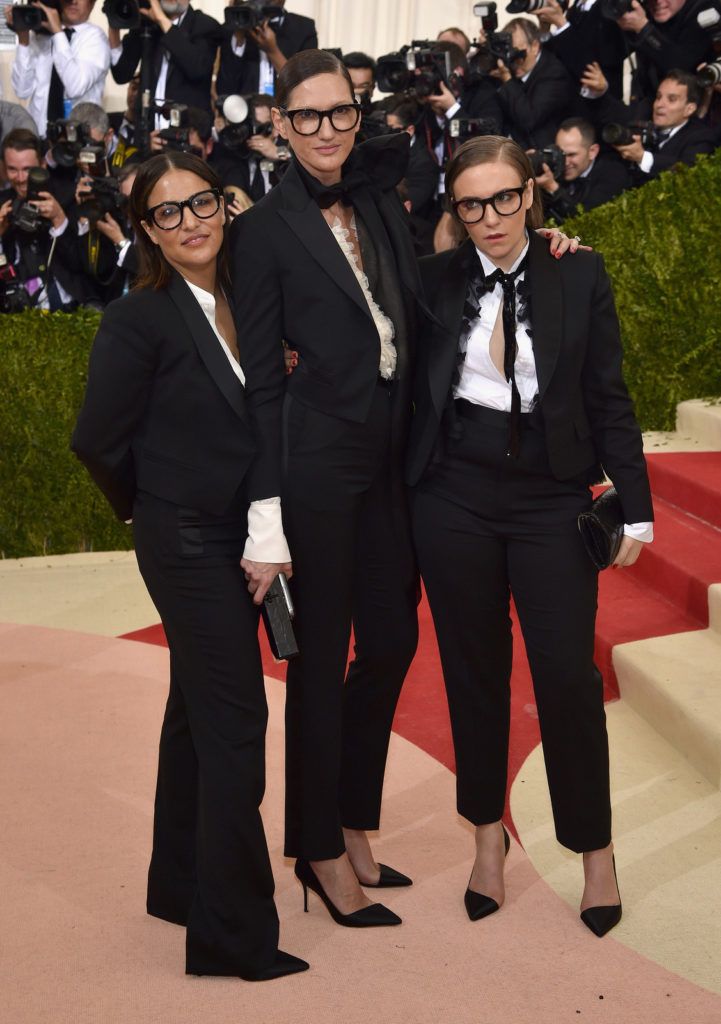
646, 451, 721, 530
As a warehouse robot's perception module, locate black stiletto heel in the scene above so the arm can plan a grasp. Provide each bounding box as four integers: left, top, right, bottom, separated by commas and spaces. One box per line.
580, 855, 622, 937
295, 859, 402, 928
464, 824, 511, 922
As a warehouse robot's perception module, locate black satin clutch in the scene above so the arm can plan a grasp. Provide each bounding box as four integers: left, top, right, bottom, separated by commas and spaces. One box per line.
578, 487, 624, 570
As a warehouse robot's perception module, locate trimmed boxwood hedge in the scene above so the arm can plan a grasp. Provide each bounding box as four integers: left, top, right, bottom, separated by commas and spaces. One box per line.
2, 151, 720, 557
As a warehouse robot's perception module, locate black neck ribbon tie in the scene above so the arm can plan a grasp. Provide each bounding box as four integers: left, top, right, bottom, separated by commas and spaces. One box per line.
484, 258, 528, 459
294, 131, 411, 209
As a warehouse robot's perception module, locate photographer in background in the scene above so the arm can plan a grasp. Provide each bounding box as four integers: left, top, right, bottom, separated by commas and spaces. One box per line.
533, 116, 632, 220
109, 0, 220, 118
0, 128, 78, 310
582, 62, 717, 177
423, 39, 505, 135
5, 0, 110, 137
343, 51, 378, 104
493, 17, 578, 149
211, 94, 288, 198
540, 0, 627, 99
615, 0, 718, 102
437, 26, 472, 53
385, 94, 440, 226
216, 0, 317, 96
151, 104, 213, 159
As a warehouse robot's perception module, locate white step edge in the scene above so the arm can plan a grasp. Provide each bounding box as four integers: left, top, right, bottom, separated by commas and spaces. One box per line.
675, 399, 721, 450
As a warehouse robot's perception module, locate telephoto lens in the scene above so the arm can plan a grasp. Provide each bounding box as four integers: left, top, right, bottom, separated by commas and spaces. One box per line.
601, 122, 635, 146
697, 60, 721, 88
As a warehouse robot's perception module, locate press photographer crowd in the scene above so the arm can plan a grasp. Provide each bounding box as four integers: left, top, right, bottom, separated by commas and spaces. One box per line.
1, 0, 720, 313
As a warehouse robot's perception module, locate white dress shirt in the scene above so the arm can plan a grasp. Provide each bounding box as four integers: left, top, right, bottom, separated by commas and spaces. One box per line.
230, 33, 277, 95
11, 21, 110, 137
454, 239, 653, 543
184, 280, 291, 563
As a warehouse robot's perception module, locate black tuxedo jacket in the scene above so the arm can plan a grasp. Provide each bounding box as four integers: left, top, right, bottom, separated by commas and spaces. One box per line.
627, 2, 715, 102
498, 49, 578, 150
407, 232, 653, 524
229, 154, 429, 496
544, 155, 632, 222
216, 12, 318, 96
72, 273, 266, 521
111, 7, 221, 113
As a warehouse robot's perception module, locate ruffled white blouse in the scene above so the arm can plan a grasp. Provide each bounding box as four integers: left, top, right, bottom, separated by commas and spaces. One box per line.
329, 214, 397, 380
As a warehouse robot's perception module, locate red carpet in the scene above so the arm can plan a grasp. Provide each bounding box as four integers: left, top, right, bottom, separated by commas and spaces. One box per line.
121, 452, 721, 827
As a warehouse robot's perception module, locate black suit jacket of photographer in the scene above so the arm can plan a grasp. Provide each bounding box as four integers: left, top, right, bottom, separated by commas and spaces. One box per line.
72, 272, 267, 521
585, 88, 717, 177
110, 5, 221, 113
543, 154, 632, 221
624, 0, 715, 101
546, 2, 627, 99
406, 230, 653, 524
498, 48, 579, 150
216, 12, 318, 96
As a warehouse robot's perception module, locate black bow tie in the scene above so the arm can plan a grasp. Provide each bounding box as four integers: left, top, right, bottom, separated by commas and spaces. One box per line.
295, 132, 411, 209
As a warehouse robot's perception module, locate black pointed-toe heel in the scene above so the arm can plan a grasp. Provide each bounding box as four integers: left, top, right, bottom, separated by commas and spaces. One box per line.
239, 951, 310, 982
464, 824, 511, 922
580, 855, 622, 937
295, 859, 402, 927
361, 863, 413, 889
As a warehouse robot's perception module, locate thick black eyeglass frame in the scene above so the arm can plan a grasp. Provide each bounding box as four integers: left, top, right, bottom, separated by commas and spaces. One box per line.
145, 187, 223, 231
451, 183, 528, 223
278, 102, 362, 135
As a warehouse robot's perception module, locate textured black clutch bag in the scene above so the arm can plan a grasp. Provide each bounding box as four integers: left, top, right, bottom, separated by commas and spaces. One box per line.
262, 573, 299, 661
578, 487, 624, 570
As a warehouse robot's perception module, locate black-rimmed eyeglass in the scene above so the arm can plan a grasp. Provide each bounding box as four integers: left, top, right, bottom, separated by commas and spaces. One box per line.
452, 184, 527, 224
278, 103, 361, 136
145, 188, 223, 231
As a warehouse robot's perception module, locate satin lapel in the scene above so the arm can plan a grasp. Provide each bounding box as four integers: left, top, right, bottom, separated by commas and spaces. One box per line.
277, 163, 371, 321
166, 272, 247, 422
527, 231, 562, 401
428, 239, 475, 420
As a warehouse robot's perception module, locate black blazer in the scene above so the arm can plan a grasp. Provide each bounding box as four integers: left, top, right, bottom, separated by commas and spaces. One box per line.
72, 272, 266, 522
111, 7, 221, 113
546, 4, 627, 99
498, 49, 578, 150
216, 12, 318, 96
407, 232, 653, 524
229, 155, 429, 495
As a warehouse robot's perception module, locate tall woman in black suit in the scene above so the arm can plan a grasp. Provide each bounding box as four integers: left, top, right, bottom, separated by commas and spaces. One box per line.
230, 50, 427, 926
409, 137, 653, 936
72, 152, 308, 980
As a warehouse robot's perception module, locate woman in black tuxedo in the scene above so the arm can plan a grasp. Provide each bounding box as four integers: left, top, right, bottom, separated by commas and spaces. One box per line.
72, 152, 308, 981
409, 137, 653, 936
230, 50, 429, 926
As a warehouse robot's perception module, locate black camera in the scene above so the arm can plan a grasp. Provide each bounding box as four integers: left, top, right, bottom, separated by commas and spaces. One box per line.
601, 121, 659, 147
215, 95, 274, 152
697, 59, 721, 87
8, 0, 61, 35
376, 42, 454, 97
0, 256, 31, 313
46, 119, 93, 168
529, 144, 565, 179
599, 0, 645, 20
79, 175, 124, 228
505, 0, 567, 12
224, 1, 283, 32
9, 167, 51, 235
102, 0, 151, 31
448, 116, 499, 141
469, 7, 527, 76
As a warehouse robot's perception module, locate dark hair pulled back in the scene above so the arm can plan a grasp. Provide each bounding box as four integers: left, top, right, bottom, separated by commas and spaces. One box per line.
275, 48, 355, 109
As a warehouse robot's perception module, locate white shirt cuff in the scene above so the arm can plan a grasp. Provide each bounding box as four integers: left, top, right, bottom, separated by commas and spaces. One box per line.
445, 101, 461, 120
623, 521, 654, 543
110, 45, 123, 65
549, 21, 570, 35
243, 496, 291, 563
638, 151, 654, 174
49, 218, 68, 237
116, 239, 131, 265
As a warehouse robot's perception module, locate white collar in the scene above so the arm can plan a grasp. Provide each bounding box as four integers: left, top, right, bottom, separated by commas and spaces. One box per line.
184, 278, 216, 313
475, 235, 529, 278
521, 53, 541, 83
579, 156, 596, 179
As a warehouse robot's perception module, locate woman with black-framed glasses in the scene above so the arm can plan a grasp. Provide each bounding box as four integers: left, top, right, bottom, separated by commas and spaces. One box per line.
408, 136, 653, 934
72, 152, 309, 981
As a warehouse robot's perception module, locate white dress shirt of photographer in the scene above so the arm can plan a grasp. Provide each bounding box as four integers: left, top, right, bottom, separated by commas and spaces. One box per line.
6, 0, 111, 138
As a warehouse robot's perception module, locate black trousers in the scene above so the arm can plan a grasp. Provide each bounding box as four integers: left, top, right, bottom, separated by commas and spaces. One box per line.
412, 404, 611, 853
282, 384, 419, 860
132, 491, 279, 976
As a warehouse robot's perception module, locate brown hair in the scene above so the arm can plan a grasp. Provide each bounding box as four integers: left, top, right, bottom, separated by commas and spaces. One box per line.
445, 135, 544, 229
275, 49, 354, 109
1, 128, 44, 162
128, 151, 230, 293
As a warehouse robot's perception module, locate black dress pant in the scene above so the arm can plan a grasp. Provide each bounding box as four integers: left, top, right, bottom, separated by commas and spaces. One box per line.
282, 384, 419, 860
132, 491, 279, 976
412, 404, 611, 853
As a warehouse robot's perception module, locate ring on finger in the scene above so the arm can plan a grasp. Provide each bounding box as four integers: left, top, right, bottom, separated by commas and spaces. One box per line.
572, 235, 581, 243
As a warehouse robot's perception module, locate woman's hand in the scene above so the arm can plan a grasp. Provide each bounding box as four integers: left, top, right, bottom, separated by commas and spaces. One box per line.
537, 228, 592, 257
240, 558, 292, 604
612, 536, 644, 568
283, 343, 298, 375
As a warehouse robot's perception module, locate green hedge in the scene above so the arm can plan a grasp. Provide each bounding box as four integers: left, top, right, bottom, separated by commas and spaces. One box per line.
561, 149, 721, 431
2, 152, 721, 557
0, 308, 131, 558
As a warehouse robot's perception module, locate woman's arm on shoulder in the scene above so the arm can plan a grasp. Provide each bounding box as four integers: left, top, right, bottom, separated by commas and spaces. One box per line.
71, 293, 159, 520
